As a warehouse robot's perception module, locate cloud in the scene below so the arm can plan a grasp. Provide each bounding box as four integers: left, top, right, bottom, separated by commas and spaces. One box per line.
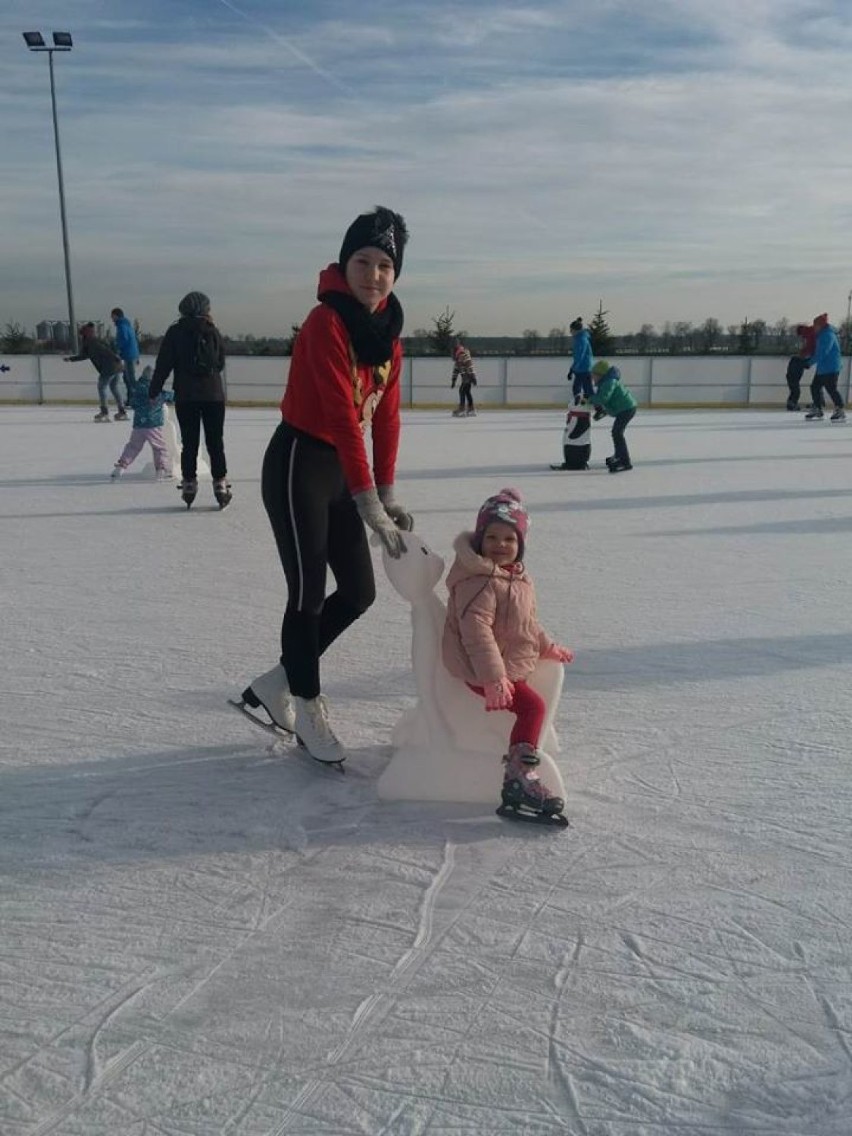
3, 0, 852, 335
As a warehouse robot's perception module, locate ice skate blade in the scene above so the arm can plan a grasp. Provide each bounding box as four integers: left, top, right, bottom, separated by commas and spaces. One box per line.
295, 736, 346, 773
496, 803, 569, 828
228, 697, 294, 739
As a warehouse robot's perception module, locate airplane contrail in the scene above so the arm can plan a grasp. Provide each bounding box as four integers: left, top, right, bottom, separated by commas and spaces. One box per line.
214, 0, 357, 97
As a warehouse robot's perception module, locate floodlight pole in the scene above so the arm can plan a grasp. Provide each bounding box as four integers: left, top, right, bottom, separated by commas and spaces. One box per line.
846, 289, 852, 399
47, 49, 77, 353
24, 36, 77, 353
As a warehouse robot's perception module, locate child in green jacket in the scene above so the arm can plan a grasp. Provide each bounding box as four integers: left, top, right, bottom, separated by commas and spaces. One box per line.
591, 360, 637, 472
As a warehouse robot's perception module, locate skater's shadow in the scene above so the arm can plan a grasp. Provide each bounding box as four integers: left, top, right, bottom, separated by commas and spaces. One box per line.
0, 741, 506, 872
567, 631, 852, 692
0, 506, 214, 520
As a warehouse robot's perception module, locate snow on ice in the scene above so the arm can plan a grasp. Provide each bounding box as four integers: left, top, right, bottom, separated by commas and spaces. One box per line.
1, 405, 851, 1135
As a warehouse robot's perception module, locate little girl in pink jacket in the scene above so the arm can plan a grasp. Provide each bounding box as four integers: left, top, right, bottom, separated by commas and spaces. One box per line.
442, 487, 573, 820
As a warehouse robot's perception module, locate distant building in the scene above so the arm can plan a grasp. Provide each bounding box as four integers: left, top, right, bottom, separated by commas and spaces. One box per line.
35, 320, 71, 349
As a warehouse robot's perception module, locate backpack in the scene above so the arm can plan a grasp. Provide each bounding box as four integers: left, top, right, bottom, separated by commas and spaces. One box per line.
190, 324, 220, 376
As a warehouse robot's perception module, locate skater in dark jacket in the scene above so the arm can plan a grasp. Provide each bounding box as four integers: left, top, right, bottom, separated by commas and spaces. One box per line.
591, 360, 638, 471
237, 206, 413, 767
451, 340, 477, 416
149, 292, 230, 506
785, 323, 815, 411
65, 323, 126, 422
442, 488, 573, 822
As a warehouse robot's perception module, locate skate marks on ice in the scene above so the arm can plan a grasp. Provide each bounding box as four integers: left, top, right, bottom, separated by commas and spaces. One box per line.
269, 838, 461, 1133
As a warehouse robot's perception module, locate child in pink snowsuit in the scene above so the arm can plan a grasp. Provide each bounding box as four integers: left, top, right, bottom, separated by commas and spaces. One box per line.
111, 365, 174, 479
442, 488, 574, 818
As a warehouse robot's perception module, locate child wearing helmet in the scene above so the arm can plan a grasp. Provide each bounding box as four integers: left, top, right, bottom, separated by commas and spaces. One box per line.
591, 360, 638, 472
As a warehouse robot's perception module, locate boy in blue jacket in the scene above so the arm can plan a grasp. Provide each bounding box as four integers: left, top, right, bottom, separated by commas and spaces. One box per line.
569, 317, 594, 402
111, 366, 175, 478
805, 313, 846, 421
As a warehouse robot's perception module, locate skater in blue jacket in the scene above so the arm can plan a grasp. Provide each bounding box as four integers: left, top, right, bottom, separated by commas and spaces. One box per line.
569, 317, 594, 402
111, 307, 140, 404
804, 313, 846, 421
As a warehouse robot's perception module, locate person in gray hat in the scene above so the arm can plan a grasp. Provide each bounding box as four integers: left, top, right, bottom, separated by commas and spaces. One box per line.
149, 292, 230, 508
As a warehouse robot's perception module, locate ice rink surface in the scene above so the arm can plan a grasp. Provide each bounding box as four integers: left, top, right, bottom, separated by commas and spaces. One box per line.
1, 404, 851, 1135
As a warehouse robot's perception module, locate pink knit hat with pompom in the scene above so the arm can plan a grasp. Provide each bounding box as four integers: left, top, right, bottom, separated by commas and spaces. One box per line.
473, 487, 529, 559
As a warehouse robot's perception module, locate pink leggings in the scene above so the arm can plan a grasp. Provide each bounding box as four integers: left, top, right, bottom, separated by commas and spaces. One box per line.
116, 427, 170, 472
466, 678, 546, 748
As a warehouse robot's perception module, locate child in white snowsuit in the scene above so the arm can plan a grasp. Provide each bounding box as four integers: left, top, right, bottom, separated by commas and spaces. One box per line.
442, 488, 573, 817
111, 366, 175, 478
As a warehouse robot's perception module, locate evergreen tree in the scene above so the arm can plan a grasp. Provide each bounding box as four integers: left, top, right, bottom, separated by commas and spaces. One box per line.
738, 319, 755, 354
428, 307, 464, 354
588, 301, 613, 355
283, 325, 301, 356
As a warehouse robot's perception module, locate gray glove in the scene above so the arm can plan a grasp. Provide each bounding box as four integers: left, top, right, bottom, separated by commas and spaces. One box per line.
353, 488, 407, 558
377, 485, 414, 532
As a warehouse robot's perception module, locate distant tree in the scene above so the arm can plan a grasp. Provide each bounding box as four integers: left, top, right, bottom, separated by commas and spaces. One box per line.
773, 318, 793, 354
588, 301, 613, 355
672, 321, 694, 353
548, 326, 568, 352
636, 324, 655, 354
738, 319, 755, 354
522, 329, 540, 353
1, 322, 34, 354
428, 306, 459, 354
283, 325, 301, 356
750, 319, 767, 352
698, 318, 722, 354
840, 316, 852, 355
726, 324, 740, 353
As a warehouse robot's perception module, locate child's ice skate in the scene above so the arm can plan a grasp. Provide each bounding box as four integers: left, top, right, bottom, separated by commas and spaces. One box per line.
497, 743, 569, 828
178, 478, 198, 508
110, 464, 124, 480
94, 408, 110, 422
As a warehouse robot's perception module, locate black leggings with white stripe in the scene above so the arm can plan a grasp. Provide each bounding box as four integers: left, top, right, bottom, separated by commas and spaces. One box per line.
261, 422, 376, 699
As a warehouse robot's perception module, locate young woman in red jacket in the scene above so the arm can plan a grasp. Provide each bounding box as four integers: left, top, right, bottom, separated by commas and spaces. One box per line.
237, 207, 412, 766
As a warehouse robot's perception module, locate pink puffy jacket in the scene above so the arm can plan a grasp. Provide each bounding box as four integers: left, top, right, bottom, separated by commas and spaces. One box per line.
442, 532, 556, 686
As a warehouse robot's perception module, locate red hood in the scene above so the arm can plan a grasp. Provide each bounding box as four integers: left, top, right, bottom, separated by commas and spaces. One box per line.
316, 263, 391, 313
317, 263, 350, 300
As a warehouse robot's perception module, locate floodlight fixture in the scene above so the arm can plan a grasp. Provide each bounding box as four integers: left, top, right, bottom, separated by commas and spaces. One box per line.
23, 31, 46, 48
52, 32, 73, 48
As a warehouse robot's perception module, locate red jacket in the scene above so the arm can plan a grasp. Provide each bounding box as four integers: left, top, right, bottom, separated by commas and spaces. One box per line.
796, 325, 817, 358
280, 265, 402, 495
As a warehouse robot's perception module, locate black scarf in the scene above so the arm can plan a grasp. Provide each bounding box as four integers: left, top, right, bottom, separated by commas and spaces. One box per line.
319, 290, 404, 366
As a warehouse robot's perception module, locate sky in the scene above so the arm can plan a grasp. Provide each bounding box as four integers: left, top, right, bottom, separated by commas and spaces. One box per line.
3, 405, 852, 1132
3, 0, 852, 338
